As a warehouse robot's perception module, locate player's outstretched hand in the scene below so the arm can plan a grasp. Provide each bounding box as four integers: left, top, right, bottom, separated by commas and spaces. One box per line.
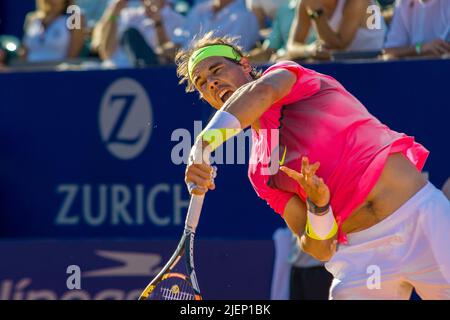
280, 156, 330, 207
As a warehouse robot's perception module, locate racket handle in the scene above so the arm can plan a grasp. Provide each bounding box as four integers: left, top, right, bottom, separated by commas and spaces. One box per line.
185, 194, 204, 232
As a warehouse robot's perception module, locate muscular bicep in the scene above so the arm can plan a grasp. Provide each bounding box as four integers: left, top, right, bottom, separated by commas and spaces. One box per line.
283, 195, 307, 237
222, 68, 296, 128
260, 68, 297, 102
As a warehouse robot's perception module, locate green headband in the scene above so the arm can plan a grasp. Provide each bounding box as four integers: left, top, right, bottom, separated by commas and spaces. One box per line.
188, 44, 242, 81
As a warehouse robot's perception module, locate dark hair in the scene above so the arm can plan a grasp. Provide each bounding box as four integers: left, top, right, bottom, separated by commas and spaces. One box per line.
175, 31, 261, 93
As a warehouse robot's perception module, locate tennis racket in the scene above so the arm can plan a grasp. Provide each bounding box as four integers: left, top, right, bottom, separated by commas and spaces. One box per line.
138, 193, 205, 300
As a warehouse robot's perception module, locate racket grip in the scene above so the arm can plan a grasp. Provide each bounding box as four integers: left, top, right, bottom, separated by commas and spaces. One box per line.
185, 194, 205, 232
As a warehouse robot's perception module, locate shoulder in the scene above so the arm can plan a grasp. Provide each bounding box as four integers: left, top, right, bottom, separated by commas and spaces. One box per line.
263, 60, 303, 78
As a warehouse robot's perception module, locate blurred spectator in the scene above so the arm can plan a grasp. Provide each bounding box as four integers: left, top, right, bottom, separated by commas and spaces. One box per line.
443, 178, 450, 200
377, 0, 396, 25
270, 228, 292, 299
93, 0, 185, 67
246, 0, 290, 29
21, 0, 86, 63
285, 0, 386, 60
384, 0, 450, 59
76, 0, 111, 30
270, 227, 333, 300
176, 0, 260, 51
249, 0, 317, 63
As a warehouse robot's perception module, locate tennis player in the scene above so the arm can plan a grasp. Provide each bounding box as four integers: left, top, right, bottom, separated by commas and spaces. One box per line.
176, 32, 450, 299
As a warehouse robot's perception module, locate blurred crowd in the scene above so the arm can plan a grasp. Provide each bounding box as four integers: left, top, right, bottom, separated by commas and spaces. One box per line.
0, 0, 449, 70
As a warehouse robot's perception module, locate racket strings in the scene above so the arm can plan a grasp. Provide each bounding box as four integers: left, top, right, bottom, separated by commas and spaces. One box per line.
150, 276, 196, 300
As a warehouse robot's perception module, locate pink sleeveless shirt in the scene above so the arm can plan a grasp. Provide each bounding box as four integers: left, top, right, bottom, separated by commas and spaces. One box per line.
247, 61, 429, 243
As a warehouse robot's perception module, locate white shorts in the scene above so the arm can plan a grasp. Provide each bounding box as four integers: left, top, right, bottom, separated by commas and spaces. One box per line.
325, 182, 450, 300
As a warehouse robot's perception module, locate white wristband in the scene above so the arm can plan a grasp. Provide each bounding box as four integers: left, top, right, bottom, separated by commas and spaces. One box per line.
200, 110, 242, 151
305, 207, 338, 240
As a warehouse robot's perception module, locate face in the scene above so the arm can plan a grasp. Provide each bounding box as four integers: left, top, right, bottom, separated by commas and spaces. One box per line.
142, 0, 165, 12
191, 56, 253, 110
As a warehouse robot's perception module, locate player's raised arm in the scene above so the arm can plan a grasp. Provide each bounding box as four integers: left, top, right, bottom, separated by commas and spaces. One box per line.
176, 37, 296, 195
190, 58, 296, 154
219, 67, 296, 129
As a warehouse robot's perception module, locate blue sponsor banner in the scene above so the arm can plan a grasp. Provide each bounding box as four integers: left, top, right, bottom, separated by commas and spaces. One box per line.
0, 59, 449, 239
0, 66, 283, 238
0, 239, 274, 300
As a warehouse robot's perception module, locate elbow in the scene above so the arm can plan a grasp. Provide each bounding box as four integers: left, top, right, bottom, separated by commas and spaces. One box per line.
304, 247, 333, 262
300, 237, 334, 262
315, 251, 333, 262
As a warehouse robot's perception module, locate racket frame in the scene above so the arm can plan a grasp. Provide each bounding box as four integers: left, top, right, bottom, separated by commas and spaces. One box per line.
138, 195, 204, 300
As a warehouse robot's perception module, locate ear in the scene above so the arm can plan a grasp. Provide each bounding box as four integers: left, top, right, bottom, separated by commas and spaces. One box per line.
240, 57, 252, 74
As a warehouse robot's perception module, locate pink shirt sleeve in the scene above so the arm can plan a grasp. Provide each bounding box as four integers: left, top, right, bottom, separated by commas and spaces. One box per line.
263, 61, 322, 107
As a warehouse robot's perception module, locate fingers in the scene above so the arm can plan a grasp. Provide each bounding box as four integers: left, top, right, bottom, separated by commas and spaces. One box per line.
435, 39, 450, 52
279, 166, 302, 181
280, 166, 309, 192
185, 164, 217, 195
186, 170, 211, 188
189, 166, 212, 180
309, 161, 320, 176
436, 41, 450, 54
190, 185, 208, 196
425, 40, 450, 56
301, 156, 320, 179
281, 156, 323, 191
281, 157, 320, 182
433, 42, 447, 55
301, 156, 309, 177
281, 156, 330, 206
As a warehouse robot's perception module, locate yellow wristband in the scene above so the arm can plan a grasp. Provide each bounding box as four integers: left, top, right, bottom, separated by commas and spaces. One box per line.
201, 128, 241, 151
305, 209, 338, 240
199, 111, 242, 151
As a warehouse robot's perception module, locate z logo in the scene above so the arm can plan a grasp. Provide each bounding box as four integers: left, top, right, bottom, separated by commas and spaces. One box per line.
99, 78, 153, 160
